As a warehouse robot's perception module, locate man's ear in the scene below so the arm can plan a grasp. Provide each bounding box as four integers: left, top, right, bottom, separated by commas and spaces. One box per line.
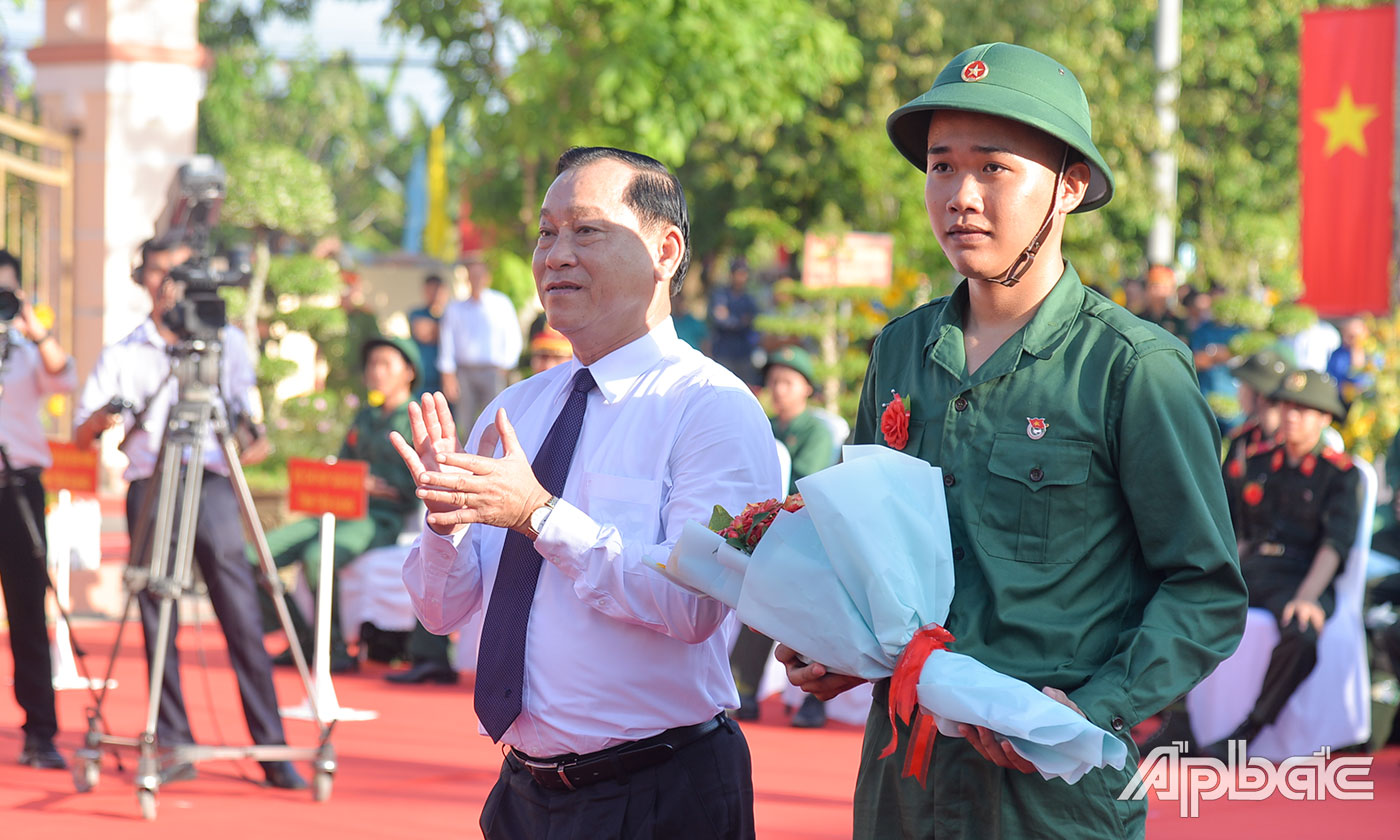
655, 225, 684, 286
1057, 161, 1091, 215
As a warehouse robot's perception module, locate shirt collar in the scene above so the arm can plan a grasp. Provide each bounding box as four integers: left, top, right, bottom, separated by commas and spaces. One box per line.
577, 318, 681, 404
137, 318, 166, 348
923, 261, 1085, 363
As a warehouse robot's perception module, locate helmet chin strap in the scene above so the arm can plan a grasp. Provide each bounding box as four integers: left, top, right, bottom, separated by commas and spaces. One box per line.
984, 146, 1070, 289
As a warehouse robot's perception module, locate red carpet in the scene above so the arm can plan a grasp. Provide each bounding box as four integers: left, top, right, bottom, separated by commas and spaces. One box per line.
2, 621, 1397, 838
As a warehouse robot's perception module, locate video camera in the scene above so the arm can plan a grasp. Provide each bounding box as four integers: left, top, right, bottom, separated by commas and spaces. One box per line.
0, 288, 18, 323
153, 156, 252, 341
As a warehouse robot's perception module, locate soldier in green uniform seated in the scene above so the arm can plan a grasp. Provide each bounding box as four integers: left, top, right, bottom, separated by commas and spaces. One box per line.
261, 336, 421, 671
730, 345, 835, 726
1213, 369, 1362, 755
778, 42, 1247, 839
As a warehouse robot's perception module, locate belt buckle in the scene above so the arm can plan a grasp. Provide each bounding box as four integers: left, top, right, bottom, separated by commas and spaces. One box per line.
520, 754, 577, 791
1259, 542, 1285, 557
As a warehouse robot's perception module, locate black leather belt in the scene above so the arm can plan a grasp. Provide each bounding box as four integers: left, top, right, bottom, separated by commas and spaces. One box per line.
0, 466, 42, 488
507, 714, 725, 792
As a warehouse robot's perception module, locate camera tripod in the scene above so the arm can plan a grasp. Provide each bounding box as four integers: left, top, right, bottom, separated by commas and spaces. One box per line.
71, 335, 336, 820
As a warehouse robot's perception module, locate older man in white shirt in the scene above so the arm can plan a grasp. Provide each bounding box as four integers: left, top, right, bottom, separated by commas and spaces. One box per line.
438, 259, 523, 434
395, 147, 779, 839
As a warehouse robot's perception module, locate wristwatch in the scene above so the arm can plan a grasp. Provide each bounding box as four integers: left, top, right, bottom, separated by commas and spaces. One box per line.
524, 496, 560, 540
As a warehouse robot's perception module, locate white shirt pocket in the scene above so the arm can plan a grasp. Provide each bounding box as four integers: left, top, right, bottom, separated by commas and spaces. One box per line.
582, 472, 664, 544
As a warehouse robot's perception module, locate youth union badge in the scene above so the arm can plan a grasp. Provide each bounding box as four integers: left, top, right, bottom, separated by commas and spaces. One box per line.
1026, 417, 1049, 440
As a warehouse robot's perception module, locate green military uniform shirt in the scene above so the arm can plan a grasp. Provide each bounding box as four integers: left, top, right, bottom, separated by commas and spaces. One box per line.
771, 410, 834, 495
1230, 440, 1362, 576
851, 264, 1247, 839
340, 401, 418, 524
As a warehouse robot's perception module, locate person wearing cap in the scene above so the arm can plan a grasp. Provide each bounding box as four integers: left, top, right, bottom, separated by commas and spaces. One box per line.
778, 43, 1246, 838
1213, 369, 1362, 755
1223, 350, 1292, 482
527, 323, 573, 375
730, 345, 835, 726
259, 335, 422, 672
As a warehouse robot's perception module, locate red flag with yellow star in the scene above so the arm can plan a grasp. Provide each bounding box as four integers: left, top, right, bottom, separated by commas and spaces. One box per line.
1300, 5, 1394, 315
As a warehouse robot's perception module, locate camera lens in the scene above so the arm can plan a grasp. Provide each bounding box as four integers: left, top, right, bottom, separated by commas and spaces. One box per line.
0, 289, 19, 322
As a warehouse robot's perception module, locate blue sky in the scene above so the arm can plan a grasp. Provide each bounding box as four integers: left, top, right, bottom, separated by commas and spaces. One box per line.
0, 0, 452, 133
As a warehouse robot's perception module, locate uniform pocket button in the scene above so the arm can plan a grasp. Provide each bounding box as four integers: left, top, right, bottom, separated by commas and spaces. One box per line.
1029, 467, 1044, 483
953, 397, 969, 412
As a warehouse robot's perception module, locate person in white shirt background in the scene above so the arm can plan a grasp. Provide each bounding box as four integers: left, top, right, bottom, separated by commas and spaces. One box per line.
393, 146, 780, 839
438, 257, 523, 435
0, 249, 77, 770
73, 236, 305, 791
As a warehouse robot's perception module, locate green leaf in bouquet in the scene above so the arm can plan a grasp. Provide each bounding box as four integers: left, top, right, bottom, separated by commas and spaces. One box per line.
708, 505, 734, 534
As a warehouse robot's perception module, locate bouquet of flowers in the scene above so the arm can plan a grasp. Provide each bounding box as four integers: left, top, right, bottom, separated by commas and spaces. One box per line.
657, 445, 1126, 785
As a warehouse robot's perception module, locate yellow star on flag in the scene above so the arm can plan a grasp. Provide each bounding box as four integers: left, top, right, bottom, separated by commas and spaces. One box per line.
1314, 85, 1378, 157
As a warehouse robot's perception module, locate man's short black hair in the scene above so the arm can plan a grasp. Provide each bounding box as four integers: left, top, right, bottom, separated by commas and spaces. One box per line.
424, 273, 444, 286
134, 234, 185, 283
554, 146, 691, 295
0, 248, 20, 280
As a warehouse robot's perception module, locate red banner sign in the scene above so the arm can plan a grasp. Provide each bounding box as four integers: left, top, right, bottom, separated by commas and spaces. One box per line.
1299, 5, 1395, 316
801, 232, 894, 288
287, 458, 369, 520
43, 441, 99, 495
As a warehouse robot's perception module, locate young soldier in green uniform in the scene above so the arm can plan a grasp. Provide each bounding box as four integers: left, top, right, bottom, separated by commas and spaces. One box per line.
1212, 369, 1362, 755
1224, 350, 1291, 468
731, 346, 835, 726
262, 336, 421, 670
779, 43, 1247, 838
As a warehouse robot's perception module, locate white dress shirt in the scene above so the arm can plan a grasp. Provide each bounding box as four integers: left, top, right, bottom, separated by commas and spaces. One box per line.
0, 334, 77, 470
75, 321, 257, 482
404, 318, 782, 757
436, 289, 523, 372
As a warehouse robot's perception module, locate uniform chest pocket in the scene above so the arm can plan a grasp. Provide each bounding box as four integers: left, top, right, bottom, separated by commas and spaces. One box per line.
975, 434, 1093, 564
582, 472, 664, 543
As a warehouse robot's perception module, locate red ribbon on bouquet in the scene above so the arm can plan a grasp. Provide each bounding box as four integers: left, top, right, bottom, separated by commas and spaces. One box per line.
879, 623, 955, 787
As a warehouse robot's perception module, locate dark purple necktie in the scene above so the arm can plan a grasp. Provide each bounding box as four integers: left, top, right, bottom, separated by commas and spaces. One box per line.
475, 367, 596, 742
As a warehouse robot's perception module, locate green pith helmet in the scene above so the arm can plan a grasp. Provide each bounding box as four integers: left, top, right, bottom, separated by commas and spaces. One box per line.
764, 345, 818, 390
361, 335, 423, 387
1270, 369, 1347, 423
886, 42, 1115, 213
1231, 349, 1292, 396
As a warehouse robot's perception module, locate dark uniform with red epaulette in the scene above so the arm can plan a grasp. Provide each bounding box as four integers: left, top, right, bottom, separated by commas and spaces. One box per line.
1225, 371, 1362, 737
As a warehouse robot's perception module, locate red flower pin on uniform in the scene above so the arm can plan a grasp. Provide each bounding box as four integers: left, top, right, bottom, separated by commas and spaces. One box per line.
882, 392, 911, 450
1243, 482, 1264, 507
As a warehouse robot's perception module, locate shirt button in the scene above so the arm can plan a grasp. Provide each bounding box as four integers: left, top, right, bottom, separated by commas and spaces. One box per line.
952, 547, 964, 561
1029, 467, 1044, 482
1111, 715, 1125, 732
944, 474, 955, 487
953, 396, 969, 412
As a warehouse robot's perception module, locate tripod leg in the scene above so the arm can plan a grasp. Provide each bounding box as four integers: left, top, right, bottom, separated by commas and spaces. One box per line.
217, 426, 326, 729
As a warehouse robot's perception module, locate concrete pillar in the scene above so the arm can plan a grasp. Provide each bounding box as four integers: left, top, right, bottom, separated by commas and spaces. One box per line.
28, 0, 205, 389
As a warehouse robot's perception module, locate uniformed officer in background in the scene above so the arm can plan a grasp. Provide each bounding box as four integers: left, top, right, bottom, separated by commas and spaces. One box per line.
730, 345, 834, 727
0, 248, 76, 769
1214, 369, 1361, 754
261, 336, 421, 673
780, 42, 1247, 839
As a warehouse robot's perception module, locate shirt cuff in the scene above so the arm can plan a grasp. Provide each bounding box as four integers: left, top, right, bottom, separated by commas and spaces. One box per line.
420, 515, 470, 563
533, 499, 601, 578
1067, 681, 1138, 738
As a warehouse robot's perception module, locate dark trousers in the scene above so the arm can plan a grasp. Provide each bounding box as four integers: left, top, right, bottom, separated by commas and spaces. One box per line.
407, 622, 452, 666
127, 474, 286, 748
0, 472, 58, 742
729, 625, 773, 696
1242, 558, 1334, 728
1371, 573, 1400, 674
480, 716, 756, 840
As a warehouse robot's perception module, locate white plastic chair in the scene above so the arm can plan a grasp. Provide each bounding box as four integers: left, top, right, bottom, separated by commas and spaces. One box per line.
1187, 455, 1375, 759
808, 407, 851, 466
336, 507, 426, 643
775, 438, 792, 498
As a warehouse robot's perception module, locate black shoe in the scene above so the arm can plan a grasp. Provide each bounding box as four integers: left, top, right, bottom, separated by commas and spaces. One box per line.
274, 647, 358, 674
18, 739, 67, 770
729, 693, 759, 721
159, 762, 198, 784
791, 695, 827, 729
384, 661, 458, 685
262, 761, 308, 790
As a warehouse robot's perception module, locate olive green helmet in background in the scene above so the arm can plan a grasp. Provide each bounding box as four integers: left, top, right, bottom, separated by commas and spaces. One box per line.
886, 42, 1116, 213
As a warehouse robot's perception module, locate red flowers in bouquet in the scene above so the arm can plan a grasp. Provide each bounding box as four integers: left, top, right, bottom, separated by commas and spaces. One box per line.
882, 392, 911, 450
713, 494, 805, 552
